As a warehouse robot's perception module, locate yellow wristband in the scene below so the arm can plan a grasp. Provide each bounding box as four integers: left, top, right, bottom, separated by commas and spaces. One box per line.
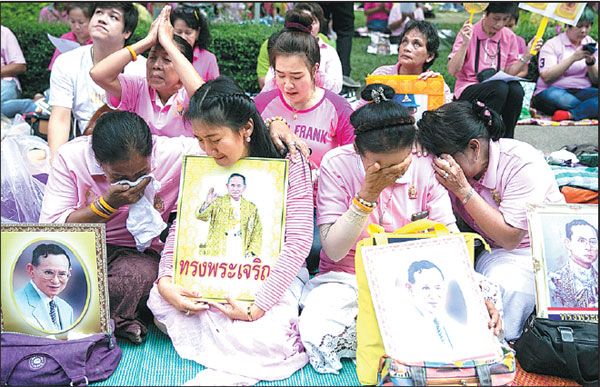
99, 196, 117, 213
90, 202, 111, 219
126, 45, 137, 62
353, 197, 373, 213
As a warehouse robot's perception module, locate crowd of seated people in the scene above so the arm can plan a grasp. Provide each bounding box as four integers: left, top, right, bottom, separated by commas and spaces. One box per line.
1, 1, 597, 385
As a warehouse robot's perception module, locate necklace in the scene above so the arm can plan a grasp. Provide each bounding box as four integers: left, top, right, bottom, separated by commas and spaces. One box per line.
287, 88, 318, 120
481, 39, 499, 67
378, 186, 396, 226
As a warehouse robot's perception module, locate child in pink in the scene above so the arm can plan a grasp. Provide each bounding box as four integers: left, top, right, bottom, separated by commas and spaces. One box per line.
171, 6, 220, 81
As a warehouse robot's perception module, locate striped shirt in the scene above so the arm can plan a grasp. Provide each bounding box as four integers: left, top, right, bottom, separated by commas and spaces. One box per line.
157, 155, 314, 311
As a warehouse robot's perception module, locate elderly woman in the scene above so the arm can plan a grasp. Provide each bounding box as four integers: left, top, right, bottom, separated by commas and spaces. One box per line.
357, 20, 452, 110
532, 6, 598, 121
447, 2, 542, 138
417, 100, 565, 341
39, 111, 200, 344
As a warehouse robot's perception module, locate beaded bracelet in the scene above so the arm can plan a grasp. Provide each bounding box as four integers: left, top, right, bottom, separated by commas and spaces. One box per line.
98, 196, 117, 214
265, 116, 288, 130
354, 193, 377, 209
90, 201, 111, 219
126, 45, 137, 62
353, 197, 374, 213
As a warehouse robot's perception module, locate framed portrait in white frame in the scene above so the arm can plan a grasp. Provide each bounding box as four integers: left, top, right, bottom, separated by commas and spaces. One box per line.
526, 203, 598, 323
1, 223, 110, 339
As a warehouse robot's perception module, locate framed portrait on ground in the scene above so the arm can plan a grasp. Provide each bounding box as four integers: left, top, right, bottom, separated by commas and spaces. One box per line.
526, 203, 598, 323
365, 74, 445, 121
173, 155, 288, 303
362, 235, 502, 365
1, 223, 110, 339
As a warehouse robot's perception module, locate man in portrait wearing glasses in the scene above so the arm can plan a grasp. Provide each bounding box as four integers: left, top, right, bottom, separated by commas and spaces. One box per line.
14, 243, 74, 332
549, 219, 599, 308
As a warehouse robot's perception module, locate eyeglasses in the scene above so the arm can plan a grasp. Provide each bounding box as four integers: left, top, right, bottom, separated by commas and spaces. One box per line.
39, 269, 71, 281
574, 237, 598, 247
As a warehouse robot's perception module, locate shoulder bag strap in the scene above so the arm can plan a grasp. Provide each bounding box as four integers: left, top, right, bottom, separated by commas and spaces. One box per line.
558, 327, 598, 387
497, 40, 501, 70
475, 38, 481, 74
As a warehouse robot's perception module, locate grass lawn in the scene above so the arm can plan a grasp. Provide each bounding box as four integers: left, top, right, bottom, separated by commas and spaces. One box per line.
349, 9, 484, 91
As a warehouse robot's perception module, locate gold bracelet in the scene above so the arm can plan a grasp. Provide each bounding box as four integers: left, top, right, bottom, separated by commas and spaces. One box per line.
98, 196, 117, 213
126, 45, 137, 62
246, 305, 253, 322
90, 202, 111, 219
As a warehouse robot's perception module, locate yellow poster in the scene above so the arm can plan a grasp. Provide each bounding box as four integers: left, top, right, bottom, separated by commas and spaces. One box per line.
173, 155, 288, 302
519, 3, 586, 26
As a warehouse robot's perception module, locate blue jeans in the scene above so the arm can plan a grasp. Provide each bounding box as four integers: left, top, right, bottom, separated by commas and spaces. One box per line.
533, 87, 598, 121
1, 79, 20, 104
1, 98, 37, 118
367, 19, 389, 32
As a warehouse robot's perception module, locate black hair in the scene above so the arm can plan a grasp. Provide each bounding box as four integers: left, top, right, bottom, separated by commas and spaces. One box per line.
186, 76, 282, 159
66, 2, 93, 19
90, 2, 138, 45
417, 100, 505, 156
407, 260, 444, 284
32, 243, 71, 268
398, 20, 439, 71
294, 2, 326, 30
155, 34, 193, 64
170, 6, 212, 51
566, 219, 598, 240
269, 8, 320, 79
228, 173, 246, 185
510, 7, 520, 23
572, 6, 595, 27
92, 111, 152, 163
485, 2, 518, 16
351, 83, 416, 156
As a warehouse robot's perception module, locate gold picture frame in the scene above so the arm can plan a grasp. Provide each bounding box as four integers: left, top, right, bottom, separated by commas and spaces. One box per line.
526, 203, 598, 323
1, 223, 110, 339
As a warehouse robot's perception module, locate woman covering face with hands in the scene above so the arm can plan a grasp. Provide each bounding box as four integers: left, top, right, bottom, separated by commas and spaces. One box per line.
417, 100, 565, 341
39, 111, 202, 344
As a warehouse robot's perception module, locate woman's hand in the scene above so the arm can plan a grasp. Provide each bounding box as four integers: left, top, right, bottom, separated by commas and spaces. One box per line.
417, 70, 441, 81
157, 277, 209, 315
459, 20, 473, 46
432, 154, 472, 199
484, 299, 502, 336
524, 36, 544, 61
411, 139, 429, 157
142, 6, 162, 48
157, 6, 175, 49
208, 296, 266, 321
102, 177, 151, 210
359, 154, 412, 202
268, 120, 310, 162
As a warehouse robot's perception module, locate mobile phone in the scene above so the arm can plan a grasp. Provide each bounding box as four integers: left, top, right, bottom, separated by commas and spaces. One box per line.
411, 210, 429, 221
582, 42, 597, 54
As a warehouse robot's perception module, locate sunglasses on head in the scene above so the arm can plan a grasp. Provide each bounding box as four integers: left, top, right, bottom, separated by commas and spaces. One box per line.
176, 7, 199, 20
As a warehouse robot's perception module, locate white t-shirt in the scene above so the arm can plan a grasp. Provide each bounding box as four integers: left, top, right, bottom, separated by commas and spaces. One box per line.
49, 45, 146, 132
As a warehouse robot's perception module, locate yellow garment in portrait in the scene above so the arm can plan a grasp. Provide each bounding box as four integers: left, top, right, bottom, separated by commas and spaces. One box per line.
195, 194, 263, 259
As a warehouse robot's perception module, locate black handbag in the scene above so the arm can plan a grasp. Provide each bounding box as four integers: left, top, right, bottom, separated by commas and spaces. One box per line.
514, 313, 598, 387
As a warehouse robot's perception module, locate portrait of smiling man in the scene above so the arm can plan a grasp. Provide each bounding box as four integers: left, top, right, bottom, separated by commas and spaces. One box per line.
14, 243, 74, 332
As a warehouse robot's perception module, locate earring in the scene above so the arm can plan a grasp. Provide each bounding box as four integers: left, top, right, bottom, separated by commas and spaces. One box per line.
474, 156, 478, 162
246, 136, 251, 143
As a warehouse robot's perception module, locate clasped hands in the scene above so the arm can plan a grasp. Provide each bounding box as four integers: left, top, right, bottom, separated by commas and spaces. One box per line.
141, 5, 176, 52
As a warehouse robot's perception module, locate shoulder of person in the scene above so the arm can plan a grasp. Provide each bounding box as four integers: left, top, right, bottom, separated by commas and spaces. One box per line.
496, 138, 549, 168
253, 88, 280, 105
124, 56, 147, 76
320, 143, 357, 169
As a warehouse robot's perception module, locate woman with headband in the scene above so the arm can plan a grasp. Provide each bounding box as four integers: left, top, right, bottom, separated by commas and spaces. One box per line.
254, 8, 355, 275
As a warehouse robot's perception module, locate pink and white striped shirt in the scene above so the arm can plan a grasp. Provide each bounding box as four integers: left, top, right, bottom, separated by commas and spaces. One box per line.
157, 155, 313, 312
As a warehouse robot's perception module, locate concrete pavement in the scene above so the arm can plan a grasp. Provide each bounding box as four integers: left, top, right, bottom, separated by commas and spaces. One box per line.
514, 124, 598, 156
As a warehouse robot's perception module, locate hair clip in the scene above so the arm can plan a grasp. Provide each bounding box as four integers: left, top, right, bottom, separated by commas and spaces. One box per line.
484, 109, 490, 117
488, 119, 492, 126
371, 87, 388, 104
476, 100, 485, 108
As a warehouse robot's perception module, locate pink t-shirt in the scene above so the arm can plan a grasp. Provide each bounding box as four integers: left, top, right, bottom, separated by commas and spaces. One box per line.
364, 3, 393, 21
39, 135, 202, 253
449, 19, 520, 99
157, 154, 313, 312
516, 35, 527, 57
108, 74, 193, 137
1, 25, 26, 90
192, 47, 220, 82
451, 139, 565, 249
254, 88, 355, 168
357, 62, 453, 109
534, 32, 598, 96
48, 31, 93, 70
316, 144, 456, 275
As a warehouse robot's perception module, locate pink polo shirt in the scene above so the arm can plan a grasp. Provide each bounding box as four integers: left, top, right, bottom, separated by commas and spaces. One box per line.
449, 19, 520, 99
108, 74, 193, 137
192, 47, 220, 82
39, 135, 202, 252
316, 144, 456, 275
364, 3, 393, 21
48, 31, 93, 70
254, 88, 355, 168
357, 62, 453, 109
534, 32, 597, 95
1, 25, 26, 90
451, 139, 565, 249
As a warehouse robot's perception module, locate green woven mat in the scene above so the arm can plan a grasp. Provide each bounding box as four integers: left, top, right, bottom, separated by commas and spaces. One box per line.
92, 324, 360, 386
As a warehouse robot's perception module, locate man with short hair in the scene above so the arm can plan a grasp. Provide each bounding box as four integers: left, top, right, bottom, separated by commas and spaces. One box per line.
196, 173, 263, 259
14, 243, 74, 332
549, 219, 598, 308
47, 2, 146, 163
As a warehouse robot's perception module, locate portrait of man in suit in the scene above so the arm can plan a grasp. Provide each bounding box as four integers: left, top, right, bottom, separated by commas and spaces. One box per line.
14, 243, 74, 332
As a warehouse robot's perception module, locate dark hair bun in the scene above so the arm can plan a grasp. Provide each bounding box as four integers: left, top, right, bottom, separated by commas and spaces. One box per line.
284, 8, 313, 34
361, 83, 396, 103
